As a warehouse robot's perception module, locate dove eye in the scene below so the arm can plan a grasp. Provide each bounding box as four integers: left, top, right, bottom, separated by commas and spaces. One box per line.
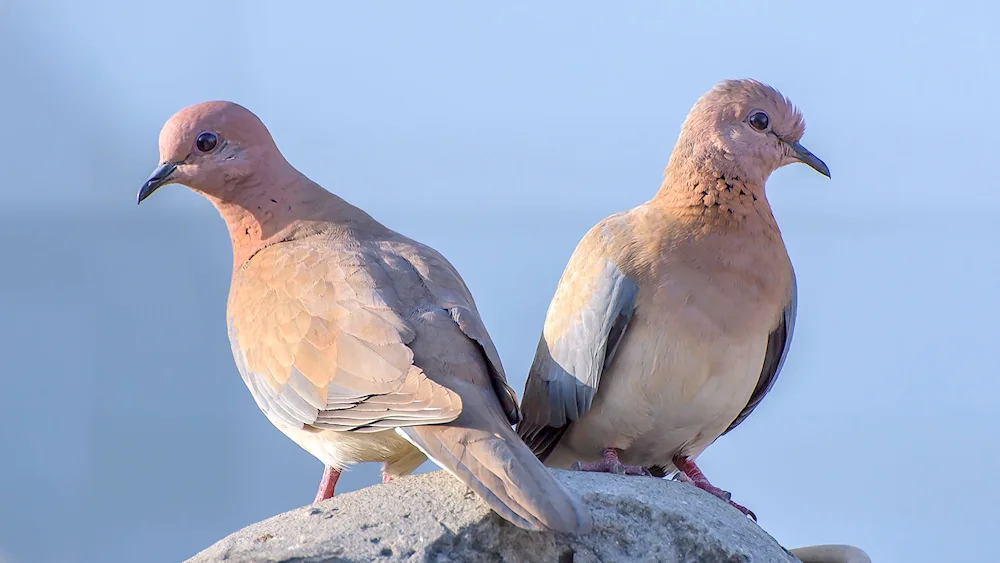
195, 131, 219, 153
747, 111, 769, 132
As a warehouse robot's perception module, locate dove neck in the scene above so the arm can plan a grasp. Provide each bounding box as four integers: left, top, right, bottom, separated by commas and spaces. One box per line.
206, 163, 373, 271
651, 155, 777, 230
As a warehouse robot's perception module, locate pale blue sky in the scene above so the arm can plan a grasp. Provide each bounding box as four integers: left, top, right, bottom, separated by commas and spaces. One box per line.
0, 2, 996, 562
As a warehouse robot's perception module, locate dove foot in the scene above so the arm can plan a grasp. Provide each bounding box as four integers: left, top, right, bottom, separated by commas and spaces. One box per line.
672, 455, 756, 520
313, 465, 341, 503
571, 447, 652, 476
382, 472, 394, 484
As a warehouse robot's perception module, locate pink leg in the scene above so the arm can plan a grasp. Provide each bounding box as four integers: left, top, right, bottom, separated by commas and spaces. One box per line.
380, 461, 395, 484
313, 465, 341, 503
673, 455, 756, 520
571, 447, 652, 476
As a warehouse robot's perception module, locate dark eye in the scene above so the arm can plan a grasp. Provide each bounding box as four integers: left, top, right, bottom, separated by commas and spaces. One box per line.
195, 131, 218, 152
747, 111, 769, 132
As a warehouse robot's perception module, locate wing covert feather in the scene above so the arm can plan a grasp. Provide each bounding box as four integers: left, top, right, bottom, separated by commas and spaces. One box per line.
228, 240, 462, 433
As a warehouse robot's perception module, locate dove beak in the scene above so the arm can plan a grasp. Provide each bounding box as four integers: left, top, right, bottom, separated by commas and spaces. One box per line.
137, 162, 178, 204
787, 141, 831, 178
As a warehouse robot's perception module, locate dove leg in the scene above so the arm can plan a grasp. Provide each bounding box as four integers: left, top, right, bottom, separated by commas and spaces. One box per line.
672, 455, 756, 520
571, 447, 651, 476
313, 465, 341, 503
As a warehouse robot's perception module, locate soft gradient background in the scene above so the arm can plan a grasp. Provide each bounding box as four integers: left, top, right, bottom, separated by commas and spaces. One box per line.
1, 2, 995, 562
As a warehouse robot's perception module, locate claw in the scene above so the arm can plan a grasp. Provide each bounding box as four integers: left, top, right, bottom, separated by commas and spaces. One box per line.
724, 497, 756, 520
571, 448, 651, 476
672, 455, 757, 520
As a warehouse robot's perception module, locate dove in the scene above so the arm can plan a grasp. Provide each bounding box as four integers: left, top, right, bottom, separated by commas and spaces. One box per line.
516, 79, 830, 519
136, 101, 592, 534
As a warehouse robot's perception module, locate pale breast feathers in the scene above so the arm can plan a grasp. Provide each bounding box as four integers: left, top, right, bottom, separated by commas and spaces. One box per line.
723, 269, 798, 434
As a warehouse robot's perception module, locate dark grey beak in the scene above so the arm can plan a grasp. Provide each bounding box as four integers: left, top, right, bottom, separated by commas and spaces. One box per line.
788, 141, 831, 178
137, 162, 178, 204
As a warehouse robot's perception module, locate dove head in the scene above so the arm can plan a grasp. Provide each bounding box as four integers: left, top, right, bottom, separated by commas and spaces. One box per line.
137, 101, 342, 270
665, 79, 829, 188
137, 101, 295, 205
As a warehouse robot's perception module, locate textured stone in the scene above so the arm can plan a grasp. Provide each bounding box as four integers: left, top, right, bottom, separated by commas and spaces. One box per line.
187, 469, 810, 563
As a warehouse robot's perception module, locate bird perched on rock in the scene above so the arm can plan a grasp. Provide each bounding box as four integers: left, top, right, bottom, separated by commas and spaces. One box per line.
136, 101, 592, 534
516, 79, 830, 519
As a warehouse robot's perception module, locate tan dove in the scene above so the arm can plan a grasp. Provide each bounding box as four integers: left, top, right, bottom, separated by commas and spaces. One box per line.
516, 79, 830, 519
136, 101, 592, 534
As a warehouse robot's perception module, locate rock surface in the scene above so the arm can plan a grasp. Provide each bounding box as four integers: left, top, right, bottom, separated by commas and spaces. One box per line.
185, 469, 831, 563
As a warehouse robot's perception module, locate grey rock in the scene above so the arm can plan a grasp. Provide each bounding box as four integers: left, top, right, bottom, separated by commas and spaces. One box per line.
185, 469, 828, 563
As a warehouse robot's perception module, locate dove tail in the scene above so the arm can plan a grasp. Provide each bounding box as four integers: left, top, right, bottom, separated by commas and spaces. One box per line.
396, 418, 593, 534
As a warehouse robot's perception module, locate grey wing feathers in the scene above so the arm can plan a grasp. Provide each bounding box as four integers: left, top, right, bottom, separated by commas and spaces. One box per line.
517, 260, 639, 459
723, 269, 798, 435
448, 306, 521, 425
391, 241, 521, 425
